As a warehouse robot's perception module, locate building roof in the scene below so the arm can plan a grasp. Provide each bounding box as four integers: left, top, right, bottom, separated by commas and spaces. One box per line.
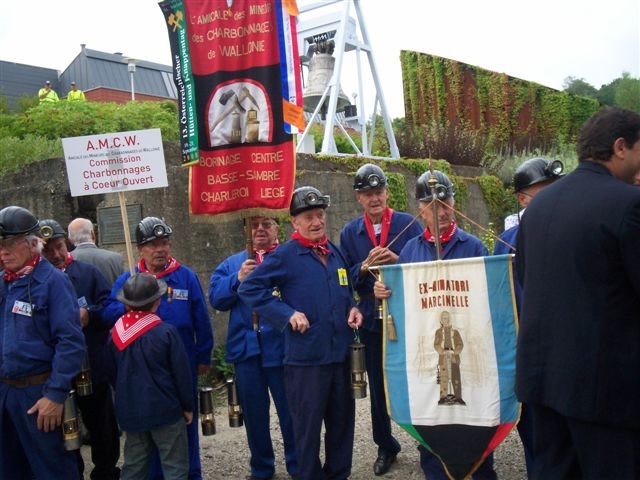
0, 61, 60, 108
61, 46, 177, 99
1, 45, 177, 109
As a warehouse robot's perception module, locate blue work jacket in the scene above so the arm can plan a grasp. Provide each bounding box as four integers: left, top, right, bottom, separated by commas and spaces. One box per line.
397, 228, 488, 263
106, 322, 194, 432
209, 250, 285, 367
339, 211, 422, 331
102, 264, 213, 371
0, 258, 85, 403
238, 240, 356, 366
65, 259, 111, 384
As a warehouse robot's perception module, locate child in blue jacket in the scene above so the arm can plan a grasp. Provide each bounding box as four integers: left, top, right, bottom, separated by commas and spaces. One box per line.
107, 273, 194, 480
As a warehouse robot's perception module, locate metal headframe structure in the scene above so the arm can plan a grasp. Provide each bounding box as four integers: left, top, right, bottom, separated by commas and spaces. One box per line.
296, 0, 400, 159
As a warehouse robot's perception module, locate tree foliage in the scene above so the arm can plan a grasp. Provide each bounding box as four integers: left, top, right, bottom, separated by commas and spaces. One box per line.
562, 76, 598, 98
563, 72, 640, 113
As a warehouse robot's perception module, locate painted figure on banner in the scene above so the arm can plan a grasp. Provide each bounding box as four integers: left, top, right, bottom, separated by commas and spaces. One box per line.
208, 82, 271, 147
434, 311, 465, 406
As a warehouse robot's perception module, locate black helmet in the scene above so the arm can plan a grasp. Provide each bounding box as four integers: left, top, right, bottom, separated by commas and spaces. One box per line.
415, 170, 455, 201
136, 217, 172, 246
353, 163, 387, 191
289, 186, 330, 216
116, 272, 167, 308
0, 206, 40, 240
513, 158, 564, 192
38, 219, 66, 241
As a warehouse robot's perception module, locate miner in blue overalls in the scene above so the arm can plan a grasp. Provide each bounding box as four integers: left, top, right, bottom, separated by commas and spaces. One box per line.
40, 218, 121, 480
373, 171, 497, 480
239, 186, 363, 480
0, 206, 85, 479
339, 164, 423, 476
209, 215, 298, 480
493, 157, 564, 478
102, 216, 213, 480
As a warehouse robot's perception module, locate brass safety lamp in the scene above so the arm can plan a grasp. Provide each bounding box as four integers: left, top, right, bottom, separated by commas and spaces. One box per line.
226, 377, 244, 427
350, 330, 367, 399
63, 390, 82, 451
199, 387, 216, 436
75, 350, 92, 397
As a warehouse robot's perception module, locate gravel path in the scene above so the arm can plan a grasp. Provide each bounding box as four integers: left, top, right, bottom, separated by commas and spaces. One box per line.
82, 393, 527, 479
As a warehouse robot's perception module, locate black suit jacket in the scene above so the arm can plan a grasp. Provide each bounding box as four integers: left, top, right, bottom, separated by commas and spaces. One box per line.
516, 161, 640, 428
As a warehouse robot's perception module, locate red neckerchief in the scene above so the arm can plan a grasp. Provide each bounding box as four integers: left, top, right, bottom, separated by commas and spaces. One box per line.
112, 310, 162, 351
363, 207, 394, 248
424, 221, 457, 247
3, 255, 40, 282
137, 256, 181, 279
254, 241, 279, 265
291, 231, 331, 255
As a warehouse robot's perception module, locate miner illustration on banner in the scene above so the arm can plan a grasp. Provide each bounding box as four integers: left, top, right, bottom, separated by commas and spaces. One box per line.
208, 82, 270, 147
434, 311, 465, 406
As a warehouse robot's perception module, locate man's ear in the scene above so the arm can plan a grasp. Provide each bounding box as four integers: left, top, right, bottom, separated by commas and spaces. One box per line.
612, 137, 628, 159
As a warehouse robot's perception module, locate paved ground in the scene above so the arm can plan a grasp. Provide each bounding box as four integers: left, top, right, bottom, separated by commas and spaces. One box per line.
82, 392, 527, 479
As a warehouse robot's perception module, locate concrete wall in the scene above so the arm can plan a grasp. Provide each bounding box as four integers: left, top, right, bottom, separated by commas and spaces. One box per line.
0, 144, 490, 347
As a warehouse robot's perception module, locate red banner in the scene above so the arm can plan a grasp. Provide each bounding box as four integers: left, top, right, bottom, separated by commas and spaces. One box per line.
179, 0, 296, 217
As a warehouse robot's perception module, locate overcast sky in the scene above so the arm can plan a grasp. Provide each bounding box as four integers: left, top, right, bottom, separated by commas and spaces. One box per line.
2, 0, 638, 118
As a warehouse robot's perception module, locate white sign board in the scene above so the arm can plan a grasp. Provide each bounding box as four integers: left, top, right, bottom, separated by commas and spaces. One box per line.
62, 128, 168, 197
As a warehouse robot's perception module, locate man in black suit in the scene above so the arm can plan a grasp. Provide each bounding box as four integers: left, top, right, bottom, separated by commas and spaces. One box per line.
516, 106, 640, 479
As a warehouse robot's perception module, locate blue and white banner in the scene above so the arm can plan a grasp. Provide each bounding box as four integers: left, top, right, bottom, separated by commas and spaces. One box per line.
379, 255, 519, 479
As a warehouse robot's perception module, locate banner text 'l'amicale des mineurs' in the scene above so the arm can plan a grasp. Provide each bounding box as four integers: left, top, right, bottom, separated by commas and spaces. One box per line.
160, 0, 302, 218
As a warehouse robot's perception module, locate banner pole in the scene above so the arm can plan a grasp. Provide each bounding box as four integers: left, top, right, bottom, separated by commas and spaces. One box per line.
118, 191, 136, 274
243, 218, 259, 331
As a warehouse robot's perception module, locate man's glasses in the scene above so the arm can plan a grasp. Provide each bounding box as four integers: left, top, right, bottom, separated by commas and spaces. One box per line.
250, 221, 276, 229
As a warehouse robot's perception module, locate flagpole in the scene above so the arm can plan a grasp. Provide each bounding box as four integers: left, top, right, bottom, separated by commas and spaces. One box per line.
428, 162, 442, 261
243, 217, 259, 331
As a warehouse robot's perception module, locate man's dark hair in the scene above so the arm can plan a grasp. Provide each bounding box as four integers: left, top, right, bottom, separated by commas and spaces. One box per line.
577, 107, 640, 162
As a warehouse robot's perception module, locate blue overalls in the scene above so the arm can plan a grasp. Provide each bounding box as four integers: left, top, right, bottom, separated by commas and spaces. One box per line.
339, 211, 423, 458
103, 263, 213, 480
209, 250, 298, 479
0, 258, 85, 479
238, 240, 357, 480
65, 259, 120, 479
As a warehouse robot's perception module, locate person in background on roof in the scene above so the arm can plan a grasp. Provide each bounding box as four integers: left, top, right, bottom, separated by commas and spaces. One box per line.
38, 80, 59, 103
67, 82, 86, 102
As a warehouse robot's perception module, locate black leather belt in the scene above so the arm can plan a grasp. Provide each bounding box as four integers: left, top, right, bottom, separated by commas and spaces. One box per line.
0, 371, 51, 387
